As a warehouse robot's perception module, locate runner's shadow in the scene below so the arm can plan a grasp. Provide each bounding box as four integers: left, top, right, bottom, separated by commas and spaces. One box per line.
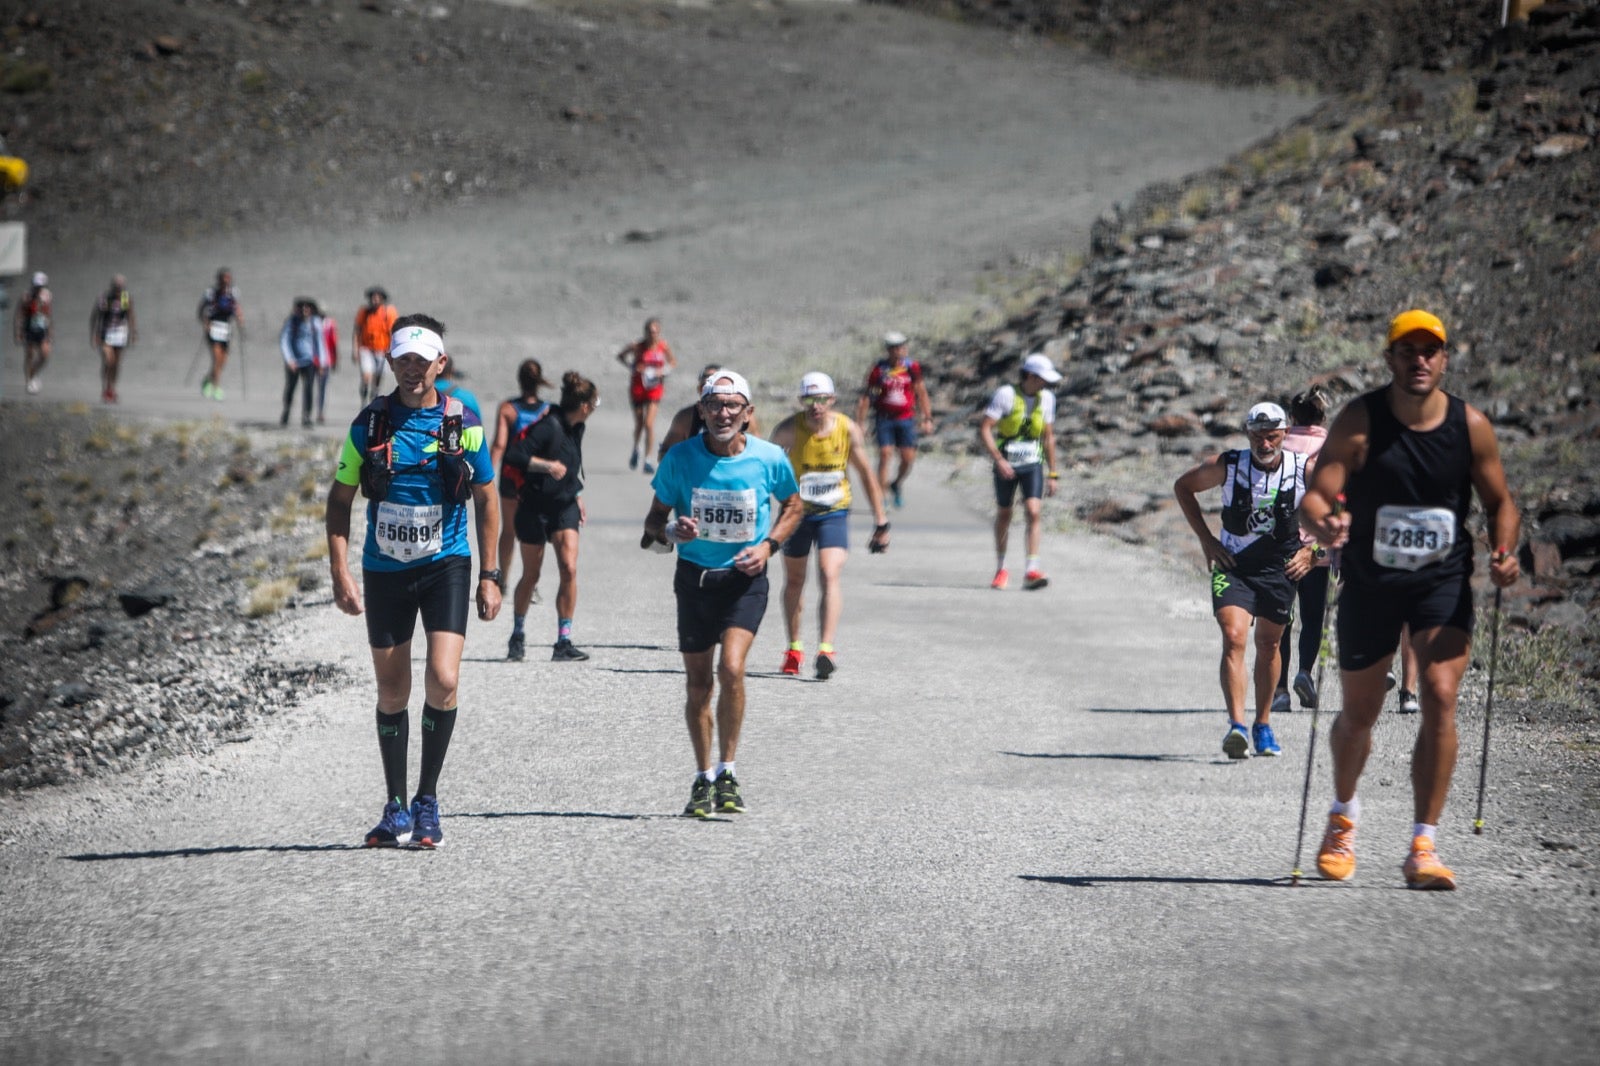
1020, 873, 1288, 889
870, 581, 995, 592
581, 643, 676, 652
452, 809, 725, 822
1085, 707, 1219, 715
1001, 751, 1208, 764
599, 667, 684, 676
65, 843, 362, 862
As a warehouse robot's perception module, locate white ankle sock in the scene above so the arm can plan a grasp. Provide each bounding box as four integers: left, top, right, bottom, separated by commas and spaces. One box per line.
716, 761, 736, 779
1330, 797, 1361, 821
1412, 822, 1436, 841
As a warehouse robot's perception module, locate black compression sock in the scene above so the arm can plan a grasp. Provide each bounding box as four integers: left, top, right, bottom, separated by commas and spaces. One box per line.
375, 707, 409, 803
416, 704, 457, 798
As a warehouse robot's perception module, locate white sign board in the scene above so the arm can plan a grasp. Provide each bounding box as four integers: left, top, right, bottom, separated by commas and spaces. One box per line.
0, 222, 25, 276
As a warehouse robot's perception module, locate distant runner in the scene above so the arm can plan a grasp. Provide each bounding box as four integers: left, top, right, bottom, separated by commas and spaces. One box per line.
278, 297, 326, 428
616, 317, 677, 473
1302, 309, 1521, 890
197, 268, 242, 401
89, 274, 136, 404
1273, 386, 1332, 712
313, 300, 339, 425
978, 353, 1062, 591
353, 286, 397, 405
1174, 401, 1315, 759
490, 359, 554, 599
643, 370, 802, 818
325, 314, 502, 848
768, 372, 890, 680
855, 330, 934, 508
17, 271, 52, 395
504, 371, 599, 663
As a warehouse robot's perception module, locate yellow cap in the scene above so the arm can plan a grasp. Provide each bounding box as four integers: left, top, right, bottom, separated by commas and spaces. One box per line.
1387, 309, 1447, 346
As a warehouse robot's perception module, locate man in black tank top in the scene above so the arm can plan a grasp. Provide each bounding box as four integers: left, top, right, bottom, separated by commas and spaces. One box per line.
1175, 401, 1317, 761
1300, 309, 1521, 891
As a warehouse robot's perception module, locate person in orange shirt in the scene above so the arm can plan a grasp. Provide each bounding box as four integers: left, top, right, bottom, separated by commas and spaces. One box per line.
352, 286, 397, 405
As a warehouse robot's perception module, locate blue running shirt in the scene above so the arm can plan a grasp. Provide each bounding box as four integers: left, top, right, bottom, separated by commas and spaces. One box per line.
335, 397, 495, 572
652, 434, 799, 569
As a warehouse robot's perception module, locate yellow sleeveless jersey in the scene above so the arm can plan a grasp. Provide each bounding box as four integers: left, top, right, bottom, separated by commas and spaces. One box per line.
788, 415, 854, 514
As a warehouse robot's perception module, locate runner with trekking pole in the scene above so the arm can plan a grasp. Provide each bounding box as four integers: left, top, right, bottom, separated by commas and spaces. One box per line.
1472, 585, 1505, 834
1300, 309, 1521, 890
1290, 495, 1341, 887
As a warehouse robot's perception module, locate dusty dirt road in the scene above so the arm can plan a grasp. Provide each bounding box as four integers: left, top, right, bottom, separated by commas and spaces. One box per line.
5, 4, 1594, 1063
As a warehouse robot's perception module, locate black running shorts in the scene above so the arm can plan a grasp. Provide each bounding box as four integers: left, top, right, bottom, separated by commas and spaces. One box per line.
994, 464, 1046, 508
1337, 573, 1475, 671
363, 555, 472, 648
673, 559, 769, 654
513, 497, 581, 546
1210, 563, 1295, 626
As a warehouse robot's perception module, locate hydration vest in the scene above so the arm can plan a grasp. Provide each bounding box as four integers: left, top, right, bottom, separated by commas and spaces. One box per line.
994, 391, 1046, 445
359, 396, 472, 506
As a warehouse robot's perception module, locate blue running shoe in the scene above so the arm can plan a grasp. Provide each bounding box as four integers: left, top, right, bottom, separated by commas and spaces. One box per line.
1222, 723, 1251, 760
410, 794, 443, 849
1252, 722, 1281, 757
364, 798, 412, 847
891, 483, 904, 509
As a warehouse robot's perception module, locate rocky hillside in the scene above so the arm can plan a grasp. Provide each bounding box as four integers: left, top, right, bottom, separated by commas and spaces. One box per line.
912, 3, 1600, 680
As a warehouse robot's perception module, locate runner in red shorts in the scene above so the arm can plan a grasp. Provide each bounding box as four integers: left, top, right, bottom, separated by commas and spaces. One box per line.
616, 317, 677, 474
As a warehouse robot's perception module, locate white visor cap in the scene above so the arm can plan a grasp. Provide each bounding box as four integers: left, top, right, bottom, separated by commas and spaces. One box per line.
701, 370, 752, 402
1245, 402, 1288, 430
32, 272, 47, 287
883, 331, 908, 348
799, 371, 835, 398
389, 325, 446, 361
1021, 352, 1062, 384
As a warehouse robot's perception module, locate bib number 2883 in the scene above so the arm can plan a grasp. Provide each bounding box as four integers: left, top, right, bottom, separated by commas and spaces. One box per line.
1373, 505, 1455, 571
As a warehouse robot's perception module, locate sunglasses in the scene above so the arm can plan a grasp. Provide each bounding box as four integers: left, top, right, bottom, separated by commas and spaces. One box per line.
800, 395, 834, 407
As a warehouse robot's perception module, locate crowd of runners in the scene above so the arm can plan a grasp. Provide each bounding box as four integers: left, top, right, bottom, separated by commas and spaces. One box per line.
311, 304, 1520, 895
17, 277, 1516, 889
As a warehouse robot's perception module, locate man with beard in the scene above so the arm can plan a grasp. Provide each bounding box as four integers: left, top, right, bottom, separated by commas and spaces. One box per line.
1175, 401, 1317, 760
1301, 310, 1520, 890
643, 371, 802, 818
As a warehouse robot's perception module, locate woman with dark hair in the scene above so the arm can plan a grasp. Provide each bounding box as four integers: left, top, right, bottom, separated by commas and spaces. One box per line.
490, 359, 555, 594
1275, 385, 1333, 711
504, 371, 600, 662
615, 317, 677, 473
278, 297, 326, 428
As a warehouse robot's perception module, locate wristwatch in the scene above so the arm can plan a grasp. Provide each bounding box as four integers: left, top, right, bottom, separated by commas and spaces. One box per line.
478, 569, 502, 585
762, 537, 781, 555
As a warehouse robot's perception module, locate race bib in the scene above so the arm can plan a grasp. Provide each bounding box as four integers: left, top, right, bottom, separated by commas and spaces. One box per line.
29, 313, 49, 332
799, 471, 845, 509
641, 368, 662, 386
691, 487, 758, 543
208, 320, 232, 343
1003, 440, 1042, 467
375, 501, 443, 562
1374, 505, 1455, 571
103, 324, 129, 347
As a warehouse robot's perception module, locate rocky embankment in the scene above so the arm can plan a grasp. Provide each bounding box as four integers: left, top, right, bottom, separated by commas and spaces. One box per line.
916, 5, 1600, 686
0, 410, 343, 790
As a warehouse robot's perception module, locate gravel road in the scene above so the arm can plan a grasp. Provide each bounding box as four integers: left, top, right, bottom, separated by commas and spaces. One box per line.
3, 4, 1594, 1063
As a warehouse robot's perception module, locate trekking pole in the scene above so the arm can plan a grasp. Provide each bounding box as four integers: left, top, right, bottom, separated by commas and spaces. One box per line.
185, 334, 206, 386
237, 322, 248, 401
1473, 584, 1505, 834
1291, 494, 1344, 887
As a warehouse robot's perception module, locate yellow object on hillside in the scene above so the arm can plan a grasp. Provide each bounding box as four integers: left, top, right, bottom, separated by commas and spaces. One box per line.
0, 136, 27, 190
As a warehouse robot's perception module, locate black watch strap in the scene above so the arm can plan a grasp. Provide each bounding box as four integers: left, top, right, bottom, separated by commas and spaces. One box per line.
478, 569, 502, 584
762, 537, 781, 555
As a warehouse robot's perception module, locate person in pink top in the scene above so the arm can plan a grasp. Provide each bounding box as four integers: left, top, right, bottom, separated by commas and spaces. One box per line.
1275, 386, 1332, 712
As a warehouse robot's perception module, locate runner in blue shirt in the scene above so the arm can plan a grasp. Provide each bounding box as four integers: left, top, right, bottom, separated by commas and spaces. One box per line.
644, 370, 802, 818
326, 313, 502, 849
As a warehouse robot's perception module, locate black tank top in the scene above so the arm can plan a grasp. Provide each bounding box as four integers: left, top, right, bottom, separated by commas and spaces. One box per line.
1344, 388, 1473, 586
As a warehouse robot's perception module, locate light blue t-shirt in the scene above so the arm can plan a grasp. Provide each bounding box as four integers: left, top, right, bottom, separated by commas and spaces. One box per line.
652, 434, 800, 569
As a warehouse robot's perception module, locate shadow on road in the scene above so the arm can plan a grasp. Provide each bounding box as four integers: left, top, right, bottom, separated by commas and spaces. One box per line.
450, 809, 679, 822
1019, 873, 1289, 889
65, 843, 362, 862
1002, 751, 1208, 763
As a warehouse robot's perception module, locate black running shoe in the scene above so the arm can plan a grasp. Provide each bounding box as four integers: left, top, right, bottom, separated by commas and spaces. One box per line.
551, 639, 590, 662
507, 631, 525, 662
683, 776, 714, 819
713, 771, 746, 814
814, 652, 836, 680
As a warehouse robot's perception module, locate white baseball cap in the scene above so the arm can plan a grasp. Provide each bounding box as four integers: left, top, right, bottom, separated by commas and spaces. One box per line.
31, 272, 47, 287
799, 371, 835, 397
1245, 402, 1288, 430
701, 370, 752, 402
1021, 353, 1062, 384
883, 331, 908, 348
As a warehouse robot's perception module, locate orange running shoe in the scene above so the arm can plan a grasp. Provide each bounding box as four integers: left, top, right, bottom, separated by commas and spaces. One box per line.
780, 648, 803, 676
1402, 836, 1457, 891
1316, 813, 1357, 881
991, 568, 1009, 590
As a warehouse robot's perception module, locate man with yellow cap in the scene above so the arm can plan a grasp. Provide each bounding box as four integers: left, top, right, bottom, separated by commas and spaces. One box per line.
1300, 309, 1521, 890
